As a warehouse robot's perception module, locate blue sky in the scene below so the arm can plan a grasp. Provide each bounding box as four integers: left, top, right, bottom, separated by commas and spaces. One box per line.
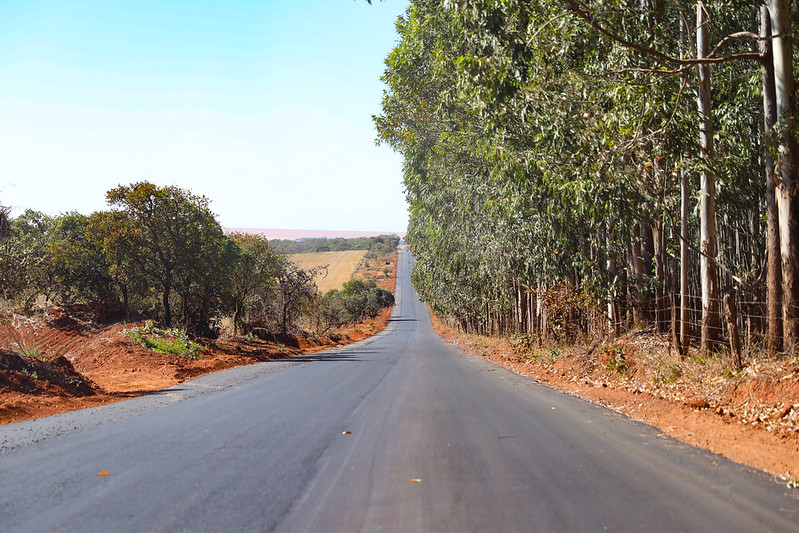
0, 0, 409, 232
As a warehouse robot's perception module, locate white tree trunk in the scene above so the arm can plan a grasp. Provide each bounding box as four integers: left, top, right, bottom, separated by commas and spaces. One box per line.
761, 5, 783, 356
697, 0, 721, 353
769, 0, 799, 354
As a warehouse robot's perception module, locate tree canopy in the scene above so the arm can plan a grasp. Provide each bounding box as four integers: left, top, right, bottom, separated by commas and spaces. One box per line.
377, 0, 797, 357
0, 184, 397, 339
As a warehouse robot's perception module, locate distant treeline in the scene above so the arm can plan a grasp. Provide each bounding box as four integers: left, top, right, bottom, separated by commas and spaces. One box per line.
270, 235, 401, 255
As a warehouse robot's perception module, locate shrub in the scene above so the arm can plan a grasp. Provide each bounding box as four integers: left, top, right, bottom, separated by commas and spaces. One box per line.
319, 281, 395, 331
126, 320, 204, 359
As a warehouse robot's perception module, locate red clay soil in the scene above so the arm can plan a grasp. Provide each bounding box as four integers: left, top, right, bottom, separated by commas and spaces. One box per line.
0, 251, 398, 426
431, 314, 799, 483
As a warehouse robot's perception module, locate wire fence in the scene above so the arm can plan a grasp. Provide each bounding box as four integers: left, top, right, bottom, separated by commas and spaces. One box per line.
457, 284, 796, 362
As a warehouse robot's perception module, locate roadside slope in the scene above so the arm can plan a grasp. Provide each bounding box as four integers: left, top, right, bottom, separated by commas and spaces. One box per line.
0, 251, 397, 425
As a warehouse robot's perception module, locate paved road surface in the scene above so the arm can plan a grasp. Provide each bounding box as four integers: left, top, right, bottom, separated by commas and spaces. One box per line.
1, 248, 797, 532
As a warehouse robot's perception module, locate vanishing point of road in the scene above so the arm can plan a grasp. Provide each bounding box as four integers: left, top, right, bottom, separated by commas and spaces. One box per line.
1, 248, 797, 532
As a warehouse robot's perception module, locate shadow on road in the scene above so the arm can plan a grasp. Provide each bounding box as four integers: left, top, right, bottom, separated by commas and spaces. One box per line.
285, 350, 379, 364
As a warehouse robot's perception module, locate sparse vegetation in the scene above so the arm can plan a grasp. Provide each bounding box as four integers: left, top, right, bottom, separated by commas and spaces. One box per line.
126, 321, 204, 359
12, 342, 45, 361
604, 344, 628, 375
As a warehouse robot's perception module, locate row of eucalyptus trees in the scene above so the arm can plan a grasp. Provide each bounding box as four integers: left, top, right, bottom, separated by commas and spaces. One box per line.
377, 0, 799, 358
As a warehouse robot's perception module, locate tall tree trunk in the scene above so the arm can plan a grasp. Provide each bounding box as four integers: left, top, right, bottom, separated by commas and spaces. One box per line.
607, 221, 618, 335
162, 280, 172, 327
642, 221, 655, 323
653, 219, 668, 333
761, 5, 783, 356
679, 11, 690, 357
631, 225, 645, 325
769, 0, 799, 354
697, 0, 721, 353
680, 163, 691, 356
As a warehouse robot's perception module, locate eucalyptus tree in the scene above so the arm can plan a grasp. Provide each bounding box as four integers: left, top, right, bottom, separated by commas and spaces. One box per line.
556, 0, 792, 354
695, 0, 722, 352
380, 0, 781, 355
767, 0, 799, 352
760, 5, 781, 355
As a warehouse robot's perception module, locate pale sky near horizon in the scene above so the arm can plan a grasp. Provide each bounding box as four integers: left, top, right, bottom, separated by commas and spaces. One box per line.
0, 0, 410, 232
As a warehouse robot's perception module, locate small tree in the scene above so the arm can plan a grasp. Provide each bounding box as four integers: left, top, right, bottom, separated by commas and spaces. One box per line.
225, 233, 281, 338
319, 279, 395, 331
101, 181, 224, 328
2, 210, 55, 307
47, 212, 114, 305
275, 259, 321, 334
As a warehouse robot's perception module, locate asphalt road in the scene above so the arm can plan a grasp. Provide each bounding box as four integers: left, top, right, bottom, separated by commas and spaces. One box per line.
1, 248, 798, 532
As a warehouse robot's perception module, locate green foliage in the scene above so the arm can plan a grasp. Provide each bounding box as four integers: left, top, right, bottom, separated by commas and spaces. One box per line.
1, 182, 337, 341
2, 181, 377, 343
48, 212, 115, 305
126, 320, 204, 359
319, 279, 395, 332
20, 367, 39, 379
0, 204, 9, 241
97, 181, 228, 333
1, 210, 55, 307
13, 342, 45, 360
376, 0, 768, 339
653, 363, 682, 385
225, 233, 282, 338
606, 344, 628, 375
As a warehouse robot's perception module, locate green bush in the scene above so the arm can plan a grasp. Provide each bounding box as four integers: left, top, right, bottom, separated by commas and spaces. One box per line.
126, 320, 204, 359
319, 280, 395, 331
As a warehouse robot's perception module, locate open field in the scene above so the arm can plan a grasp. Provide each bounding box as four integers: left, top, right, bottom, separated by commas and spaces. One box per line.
289, 250, 367, 293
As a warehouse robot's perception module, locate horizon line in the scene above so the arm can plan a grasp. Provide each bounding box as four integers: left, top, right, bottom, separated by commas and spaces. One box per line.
224, 227, 407, 240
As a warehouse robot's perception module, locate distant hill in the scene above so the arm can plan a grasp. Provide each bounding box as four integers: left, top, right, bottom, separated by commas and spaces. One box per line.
225, 228, 406, 240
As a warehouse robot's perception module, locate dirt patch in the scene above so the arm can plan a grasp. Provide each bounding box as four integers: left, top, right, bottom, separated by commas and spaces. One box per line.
431, 314, 799, 483
0, 251, 398, 426
0, 350, 97, 397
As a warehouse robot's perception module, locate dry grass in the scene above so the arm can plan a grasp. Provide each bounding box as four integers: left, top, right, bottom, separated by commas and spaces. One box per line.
289, 250, 367, 293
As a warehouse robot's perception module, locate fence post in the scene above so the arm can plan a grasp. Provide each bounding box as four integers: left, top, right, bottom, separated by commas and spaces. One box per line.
724, 293, 742, 370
